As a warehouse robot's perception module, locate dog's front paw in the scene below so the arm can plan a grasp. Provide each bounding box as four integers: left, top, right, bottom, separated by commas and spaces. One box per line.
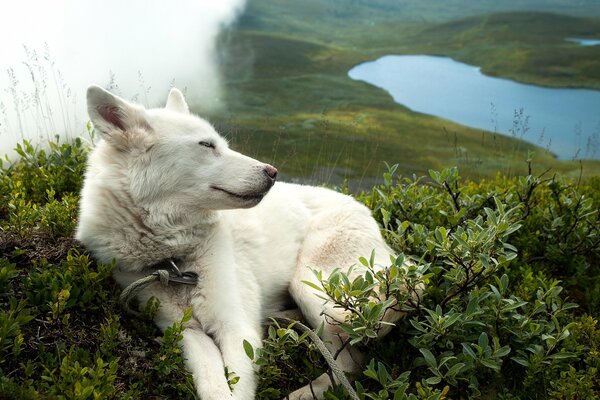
196, 383, 234, 400
203, 390, 234, 400
285, 386, 318, 400
285, 374, 334, 400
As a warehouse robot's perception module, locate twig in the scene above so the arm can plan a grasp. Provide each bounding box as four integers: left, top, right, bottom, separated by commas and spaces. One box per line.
442, 181, 461, 212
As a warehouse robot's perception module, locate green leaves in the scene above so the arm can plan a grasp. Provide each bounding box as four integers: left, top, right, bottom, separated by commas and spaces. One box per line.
306, 254, 426, 346
39, 351, 119, 399
243, 339, 255, 360
361, 359, 416, 400
1, 146, 599, 400
351, 166, 600, 398
420, 349, 437, 369
0, 298, 34, 362
155, 307, 192, 378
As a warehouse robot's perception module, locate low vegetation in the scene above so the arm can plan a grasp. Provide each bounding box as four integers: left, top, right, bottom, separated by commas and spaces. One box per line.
1, 139, 598, 399
1, 1, 598, 399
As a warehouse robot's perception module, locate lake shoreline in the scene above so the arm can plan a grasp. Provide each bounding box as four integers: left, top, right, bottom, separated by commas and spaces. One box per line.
348, 54, 600, 161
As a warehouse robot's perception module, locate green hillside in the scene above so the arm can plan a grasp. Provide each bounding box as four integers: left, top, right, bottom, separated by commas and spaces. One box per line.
402, 12, 600, 89
210, 4, 600, 188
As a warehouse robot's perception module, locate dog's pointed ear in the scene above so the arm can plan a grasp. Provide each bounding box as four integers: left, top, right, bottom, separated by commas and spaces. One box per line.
87, 85, 149, 136
165, 87, 189, 114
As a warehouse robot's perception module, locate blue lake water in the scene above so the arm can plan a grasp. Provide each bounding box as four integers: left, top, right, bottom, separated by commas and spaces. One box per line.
566, 37, 600, 46
348, 55, 600, 159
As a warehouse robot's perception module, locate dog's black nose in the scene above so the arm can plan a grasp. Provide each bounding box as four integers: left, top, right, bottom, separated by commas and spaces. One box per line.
264, 164, 278, 180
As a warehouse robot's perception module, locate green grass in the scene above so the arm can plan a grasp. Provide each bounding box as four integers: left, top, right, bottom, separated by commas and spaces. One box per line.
393, 12, 600, 89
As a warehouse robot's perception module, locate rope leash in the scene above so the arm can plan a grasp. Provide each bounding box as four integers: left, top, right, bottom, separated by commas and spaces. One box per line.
119, 258, 198, 317
273, 317, 360, 400
119, 269, 170, 317
119, 261, 358, 400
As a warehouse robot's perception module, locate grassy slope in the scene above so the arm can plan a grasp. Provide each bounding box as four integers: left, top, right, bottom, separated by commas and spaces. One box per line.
209, 0, 600, 188
385, 12, 600, 89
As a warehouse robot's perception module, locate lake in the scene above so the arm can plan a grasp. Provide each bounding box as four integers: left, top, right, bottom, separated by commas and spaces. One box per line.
566, 37, 600, 46
348, 55, 600, 160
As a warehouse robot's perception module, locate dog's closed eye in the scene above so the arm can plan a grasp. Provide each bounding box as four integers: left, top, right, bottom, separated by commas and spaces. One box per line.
199, 141, 215, 149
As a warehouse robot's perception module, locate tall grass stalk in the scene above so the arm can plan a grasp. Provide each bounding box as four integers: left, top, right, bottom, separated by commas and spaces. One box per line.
1, 44, 82, 154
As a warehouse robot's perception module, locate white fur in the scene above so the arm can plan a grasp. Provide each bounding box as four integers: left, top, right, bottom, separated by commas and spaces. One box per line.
76, 86, 402, 399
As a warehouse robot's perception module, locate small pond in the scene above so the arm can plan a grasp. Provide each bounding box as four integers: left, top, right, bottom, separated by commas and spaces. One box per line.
565, 37, 600, 46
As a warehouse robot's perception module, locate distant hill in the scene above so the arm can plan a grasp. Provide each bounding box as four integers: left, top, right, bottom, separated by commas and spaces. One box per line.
238, 0, 600, 31
213, 3, 600, 186
233, 2, 600, 89
408, 12, 600, 89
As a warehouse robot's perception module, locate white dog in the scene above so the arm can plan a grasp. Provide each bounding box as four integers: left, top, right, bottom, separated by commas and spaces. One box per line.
76, 86, 402, 399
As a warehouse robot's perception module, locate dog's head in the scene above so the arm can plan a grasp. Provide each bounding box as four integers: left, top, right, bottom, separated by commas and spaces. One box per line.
86, 86, 277, 211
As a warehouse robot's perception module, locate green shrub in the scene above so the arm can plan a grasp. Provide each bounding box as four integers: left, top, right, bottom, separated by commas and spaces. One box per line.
0, 139, 598, 399
39, 349, 119, 399
253, 163, 599, 399
0, 299, 33, 366
0, 137, 88, 203
246, 320, 327, 398
1, 136, 87, 238
24, 251, 113, 316
0, 259, 18, 293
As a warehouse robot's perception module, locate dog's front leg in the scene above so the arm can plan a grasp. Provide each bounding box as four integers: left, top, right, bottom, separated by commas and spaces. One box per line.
188, 228, 265, 400
216, 323, 262, 400
182, 326, 236, 399
191, 282, 262, 400
148, 289, 236, 399
194, 293, 261, 400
